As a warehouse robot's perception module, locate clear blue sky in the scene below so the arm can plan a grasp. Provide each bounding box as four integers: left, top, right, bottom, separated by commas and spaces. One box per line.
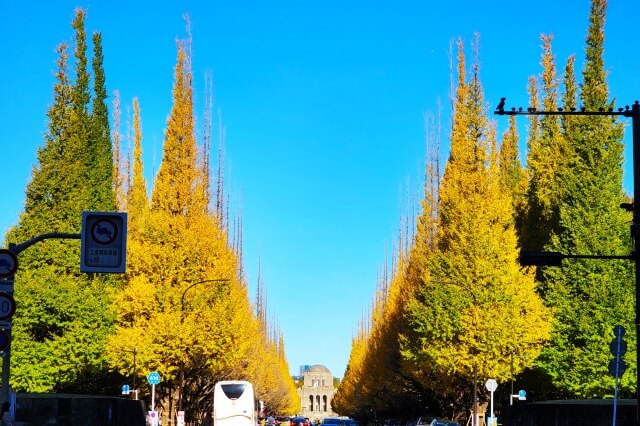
2, 1, 640, 379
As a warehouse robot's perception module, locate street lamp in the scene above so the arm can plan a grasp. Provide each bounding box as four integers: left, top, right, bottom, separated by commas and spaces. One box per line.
495, 100, 640, 423
510, 351, 514, 406
508, 351, 532, 406
177, 278, 229, 417
431, 280, 480, 426
122, 348, 138, 399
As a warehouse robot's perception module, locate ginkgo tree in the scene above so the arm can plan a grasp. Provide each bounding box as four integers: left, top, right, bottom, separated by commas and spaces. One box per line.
400, 37, 550, 415
105, 34, 298, 421
5, 9, 119, 393
337, 37, 551, 422
531, 0, 635, 397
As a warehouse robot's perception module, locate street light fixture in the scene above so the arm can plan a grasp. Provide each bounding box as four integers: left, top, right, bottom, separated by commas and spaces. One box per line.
510, 351, 514, 405
519, 251, 632, 267
177, 278, 229, 418
495, 100, 640, 423
122, 348, 138, 399
508, 351, 530, 406
431, 280, 480, 426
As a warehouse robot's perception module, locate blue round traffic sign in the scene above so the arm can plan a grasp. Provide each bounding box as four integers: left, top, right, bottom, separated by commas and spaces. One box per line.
147, 371, 161, 385
610, 339, 627, 356
609, 359, 627, 376
0, 249, 18, 278
0, 292, 16, 321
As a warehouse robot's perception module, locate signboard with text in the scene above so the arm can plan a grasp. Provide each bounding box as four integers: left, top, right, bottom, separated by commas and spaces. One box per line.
80, 212, 127, 273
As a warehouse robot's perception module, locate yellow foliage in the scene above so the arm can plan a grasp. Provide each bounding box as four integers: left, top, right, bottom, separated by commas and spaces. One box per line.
338, 38, 551, 420
106, 34, 299, 416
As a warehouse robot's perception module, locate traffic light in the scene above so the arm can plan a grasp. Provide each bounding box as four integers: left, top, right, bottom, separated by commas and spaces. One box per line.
519, 251, 564, 267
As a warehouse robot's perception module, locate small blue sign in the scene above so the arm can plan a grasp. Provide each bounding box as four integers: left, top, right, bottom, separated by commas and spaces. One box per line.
518, 389, 527, 398
147, 371, 161, 385
122, 384, 130, 394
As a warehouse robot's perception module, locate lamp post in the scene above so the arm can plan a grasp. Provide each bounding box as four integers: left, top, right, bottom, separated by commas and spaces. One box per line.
432, 280, 480, 426
495, 100, 640, 423
177, 278, 229, 417
122, 348, 138, 399
510, 351, 514, 406
132, 349, 136, 396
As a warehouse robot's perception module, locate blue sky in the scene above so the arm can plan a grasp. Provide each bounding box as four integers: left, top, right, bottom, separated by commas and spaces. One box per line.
2, 1, 640, 380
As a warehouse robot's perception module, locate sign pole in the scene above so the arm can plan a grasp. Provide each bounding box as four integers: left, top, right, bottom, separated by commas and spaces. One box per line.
490, 389, 494, 424
0, 266, 18, 410
485, 379, 498, 426
0, 328, 11, 405
610, 325, 627, 426
496, 100, 640, 424
0, 213, 127, 408
630, 102, 640, 426
147, 371, 161, 415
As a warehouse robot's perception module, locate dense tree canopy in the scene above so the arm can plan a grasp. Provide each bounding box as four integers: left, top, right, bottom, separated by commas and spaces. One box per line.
337, 0, 634, 422
536, 0, 634, 397
2, 11, 298, 421
2, 1, 635, 424
5, 9, 117, 393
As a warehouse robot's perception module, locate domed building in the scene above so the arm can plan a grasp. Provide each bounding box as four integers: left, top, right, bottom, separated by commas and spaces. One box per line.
297, 364, 338, 420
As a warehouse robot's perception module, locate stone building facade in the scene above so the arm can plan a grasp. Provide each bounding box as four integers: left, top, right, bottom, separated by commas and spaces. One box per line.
297, 365, 338, 420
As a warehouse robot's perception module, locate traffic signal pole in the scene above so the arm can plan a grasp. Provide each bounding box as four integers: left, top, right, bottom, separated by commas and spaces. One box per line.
1, 233, 80, 407
496, 101, 640, 424
632, 102, 640, 426
0, 211, 126, 408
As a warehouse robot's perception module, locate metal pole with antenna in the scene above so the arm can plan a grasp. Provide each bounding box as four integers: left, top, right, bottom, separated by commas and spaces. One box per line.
495, 100, 640, 424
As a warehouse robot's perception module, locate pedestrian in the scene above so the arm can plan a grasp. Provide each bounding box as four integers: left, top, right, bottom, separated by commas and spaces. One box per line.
203, 411, 213, 426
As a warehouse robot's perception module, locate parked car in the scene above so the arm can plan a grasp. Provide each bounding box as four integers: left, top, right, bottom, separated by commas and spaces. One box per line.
416, 418, 457, 426
277, 416, 292, 425
291, 416, 310, 426
321, 419, 341, 426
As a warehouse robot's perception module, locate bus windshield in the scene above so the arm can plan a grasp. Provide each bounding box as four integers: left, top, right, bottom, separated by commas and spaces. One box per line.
214, 380, 257, 426
221, 383, 246, 400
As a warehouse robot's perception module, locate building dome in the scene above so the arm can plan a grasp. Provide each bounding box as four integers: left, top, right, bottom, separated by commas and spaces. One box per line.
298, 364, 338, 419
307, 364, 331, 374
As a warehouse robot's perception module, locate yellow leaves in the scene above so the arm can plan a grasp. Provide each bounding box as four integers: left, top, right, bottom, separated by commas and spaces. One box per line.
103, 30, 299, 416
113, 274, 156, 325
245, 331, 300, 414
105, 326, 146, 375
151, 43, 206, 217
128, 97, 148, 220
107, 181, 291, 407
338, 36, 552, 420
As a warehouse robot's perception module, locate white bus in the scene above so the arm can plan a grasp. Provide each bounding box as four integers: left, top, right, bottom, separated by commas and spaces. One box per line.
213, 380, 258, 426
